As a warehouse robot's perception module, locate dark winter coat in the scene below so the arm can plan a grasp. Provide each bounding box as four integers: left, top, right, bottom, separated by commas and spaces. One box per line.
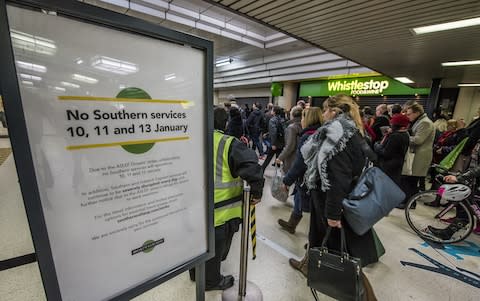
246, 109, 264, 136
226, 113, 244, 139
283, 124, 320, 212
309, 133, 379, 267
278, 117, 302, 173
371, 114, 390, 143
269, 115, 285, 149
374, 130, 409, 185
227, 138, 264, 198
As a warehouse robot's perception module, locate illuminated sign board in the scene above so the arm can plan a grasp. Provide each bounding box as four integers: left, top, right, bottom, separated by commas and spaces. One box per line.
299, 76, 430, 97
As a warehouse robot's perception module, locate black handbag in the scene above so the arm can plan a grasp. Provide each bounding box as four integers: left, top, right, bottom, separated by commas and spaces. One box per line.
308, 227, 363, 301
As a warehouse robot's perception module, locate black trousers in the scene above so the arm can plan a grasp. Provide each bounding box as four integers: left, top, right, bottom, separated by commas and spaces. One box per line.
189, 220, 239, 287
400, 176, 422, 204
261, 147, 282, 172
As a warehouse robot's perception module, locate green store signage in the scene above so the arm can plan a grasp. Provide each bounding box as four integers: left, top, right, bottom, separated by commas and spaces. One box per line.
299, 76, 430, 97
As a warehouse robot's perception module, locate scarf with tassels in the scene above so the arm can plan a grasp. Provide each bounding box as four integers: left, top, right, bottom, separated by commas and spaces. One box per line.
301, 114, 358, 191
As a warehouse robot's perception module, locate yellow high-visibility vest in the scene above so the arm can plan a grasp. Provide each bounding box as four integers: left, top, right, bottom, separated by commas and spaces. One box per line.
213, 130, 243, 227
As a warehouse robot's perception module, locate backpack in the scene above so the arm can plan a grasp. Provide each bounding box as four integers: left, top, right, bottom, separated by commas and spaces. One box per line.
258, 115, 267, 133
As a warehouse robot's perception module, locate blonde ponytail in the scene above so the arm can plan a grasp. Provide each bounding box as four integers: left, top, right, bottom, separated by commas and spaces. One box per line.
325, 94, 365, 136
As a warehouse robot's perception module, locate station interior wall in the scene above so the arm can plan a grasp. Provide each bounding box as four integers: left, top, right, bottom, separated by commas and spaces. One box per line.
453, 87, 480, 124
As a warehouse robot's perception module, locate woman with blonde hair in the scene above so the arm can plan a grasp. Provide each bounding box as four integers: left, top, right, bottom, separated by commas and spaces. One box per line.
278, 107, 323, 236
301, 94, 378, 300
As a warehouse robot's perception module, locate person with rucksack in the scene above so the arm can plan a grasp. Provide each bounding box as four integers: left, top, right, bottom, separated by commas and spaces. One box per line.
262, 106, 285, 171
246, 103, 266, 158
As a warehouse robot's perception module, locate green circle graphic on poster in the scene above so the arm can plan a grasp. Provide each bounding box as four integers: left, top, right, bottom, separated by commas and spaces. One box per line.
116, 87, 155, 154
142, 240, 156, 253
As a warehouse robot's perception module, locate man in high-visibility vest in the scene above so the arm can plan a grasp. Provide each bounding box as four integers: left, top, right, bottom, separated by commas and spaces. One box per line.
190, 107, 264, 291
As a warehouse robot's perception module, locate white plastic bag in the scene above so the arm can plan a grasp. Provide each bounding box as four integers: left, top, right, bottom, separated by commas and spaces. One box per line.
401, 148, 415, 176
271, 165, 288, 202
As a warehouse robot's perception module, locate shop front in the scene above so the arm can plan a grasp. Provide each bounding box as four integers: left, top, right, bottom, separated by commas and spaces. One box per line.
298, 75, 431, 110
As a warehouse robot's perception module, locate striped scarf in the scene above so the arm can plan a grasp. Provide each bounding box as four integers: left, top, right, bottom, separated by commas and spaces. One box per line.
301, 114, 358, 191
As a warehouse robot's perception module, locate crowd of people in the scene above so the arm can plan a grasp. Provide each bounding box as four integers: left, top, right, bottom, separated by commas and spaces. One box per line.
207, 95, 480, 299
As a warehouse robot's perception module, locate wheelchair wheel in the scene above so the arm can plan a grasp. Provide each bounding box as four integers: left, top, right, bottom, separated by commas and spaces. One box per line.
405, 190, 474, 244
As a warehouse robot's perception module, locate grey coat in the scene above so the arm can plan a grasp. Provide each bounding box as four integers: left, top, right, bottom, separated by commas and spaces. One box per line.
409, 113, 435, 177
278, 117, 302, 173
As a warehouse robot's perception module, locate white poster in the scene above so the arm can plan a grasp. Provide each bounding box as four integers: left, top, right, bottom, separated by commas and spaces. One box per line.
7, 5, 208, 300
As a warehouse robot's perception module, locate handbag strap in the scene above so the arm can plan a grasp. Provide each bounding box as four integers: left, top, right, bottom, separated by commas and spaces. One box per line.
320, 226, 348, 255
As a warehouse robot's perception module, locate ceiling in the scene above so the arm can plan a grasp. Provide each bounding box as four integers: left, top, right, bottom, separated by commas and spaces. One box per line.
205, 0, 480, 88
83, 0, 313, 62
81, 0, 372, 88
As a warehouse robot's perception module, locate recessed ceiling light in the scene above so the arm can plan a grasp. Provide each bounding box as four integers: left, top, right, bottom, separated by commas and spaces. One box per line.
458, 83, 480, 87
21, 80, 33, 86
215, 58, 233, 67
16, 60, 47, 73
10, 29, 56, 55
61, 81, 80, 88
54, 86, 66, 92
164, 73, 176, 81
20, 73, 42, 81
91, 56, 138, 75
72, 73, 98, 84
394, 77, 414, 84
412, 17, 480, 35
442, 60, 480, 66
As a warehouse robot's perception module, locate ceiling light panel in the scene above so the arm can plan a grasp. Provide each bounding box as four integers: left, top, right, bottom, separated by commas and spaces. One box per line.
61, 81, 80, 88
413, 17, 480, 35
21, 80, 33, 86
164, 73, 176, 80
10, 29, 56, 55
394, 77, 414, 83
458, 83, 480, 87
72, 74, 98, 84
20, 73, 42, 81
91, 56, 138, 75
16, 60, 47, 73
442, 60, 480, 66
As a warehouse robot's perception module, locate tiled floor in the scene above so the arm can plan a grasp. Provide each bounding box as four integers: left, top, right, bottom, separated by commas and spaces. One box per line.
1, 137, 479, 300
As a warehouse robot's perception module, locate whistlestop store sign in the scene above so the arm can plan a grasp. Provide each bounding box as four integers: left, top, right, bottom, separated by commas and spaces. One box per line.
299, 76, 430, 97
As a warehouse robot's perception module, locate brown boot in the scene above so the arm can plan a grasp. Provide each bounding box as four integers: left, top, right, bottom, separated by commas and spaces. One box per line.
278, 212, 302, 234
289, 251, 308, 277
361, 273, 377, 301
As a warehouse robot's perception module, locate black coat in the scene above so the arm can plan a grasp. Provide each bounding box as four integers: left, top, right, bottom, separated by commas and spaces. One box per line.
374, 130, 410, 185
269, 115, 285, 148
371, 114, 390, 143
246, 109, 263, 136
226, 114, 244, 139
228, 138, 264, 198
309, 133, 379, 267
